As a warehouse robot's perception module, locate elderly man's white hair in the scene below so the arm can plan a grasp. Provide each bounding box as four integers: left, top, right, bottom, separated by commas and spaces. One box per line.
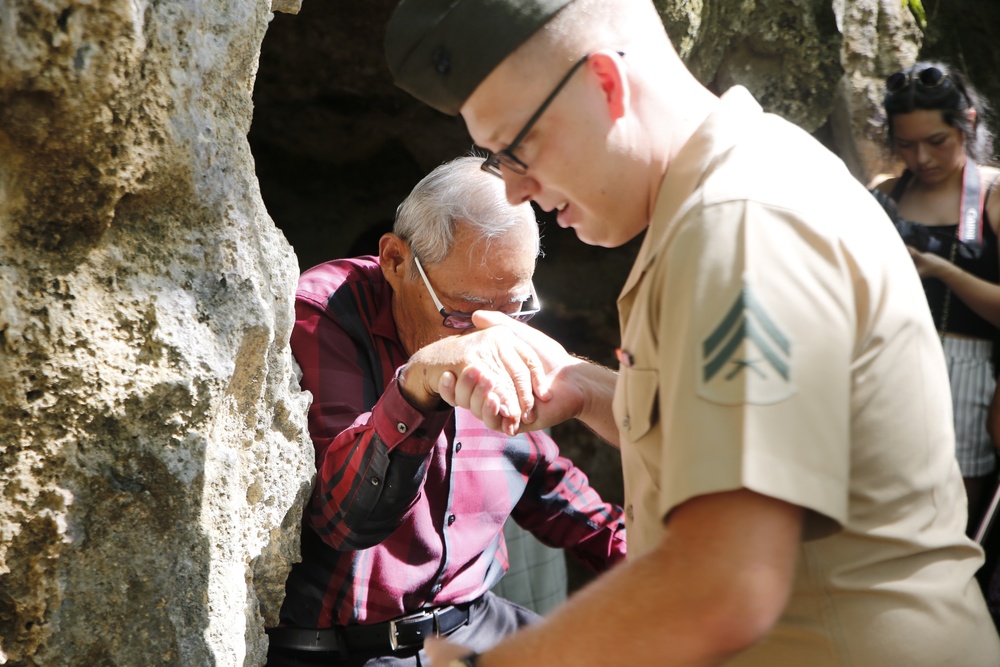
393, 156, 540, 268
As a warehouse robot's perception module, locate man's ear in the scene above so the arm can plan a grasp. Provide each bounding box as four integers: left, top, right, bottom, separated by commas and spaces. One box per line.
379, 233, 410, 290
589, 49, 628, 121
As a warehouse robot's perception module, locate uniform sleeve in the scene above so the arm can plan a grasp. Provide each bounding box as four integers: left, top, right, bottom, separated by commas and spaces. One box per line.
647, 200, 853, 531
291, 296, 452, 551
509, 430, 627, 573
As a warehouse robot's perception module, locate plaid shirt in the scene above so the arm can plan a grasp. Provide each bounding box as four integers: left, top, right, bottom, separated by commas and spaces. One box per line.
279, 257, 626, 628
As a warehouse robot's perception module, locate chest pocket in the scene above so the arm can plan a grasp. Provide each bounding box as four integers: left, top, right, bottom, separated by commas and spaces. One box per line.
614, 366, 659, 443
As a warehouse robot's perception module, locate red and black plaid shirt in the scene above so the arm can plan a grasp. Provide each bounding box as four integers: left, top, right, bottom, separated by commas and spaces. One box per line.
278, 257, 626, 628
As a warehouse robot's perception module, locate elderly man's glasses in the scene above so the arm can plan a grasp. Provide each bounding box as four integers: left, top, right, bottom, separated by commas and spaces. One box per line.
480, 52, 623, 178
412, 254, 541, 330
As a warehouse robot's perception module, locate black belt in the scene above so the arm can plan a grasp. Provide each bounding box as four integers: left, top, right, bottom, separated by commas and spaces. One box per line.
267, 603, 472, 655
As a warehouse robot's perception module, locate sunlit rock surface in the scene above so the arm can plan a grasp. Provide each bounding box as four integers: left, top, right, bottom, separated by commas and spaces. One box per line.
0, 1, 313, 665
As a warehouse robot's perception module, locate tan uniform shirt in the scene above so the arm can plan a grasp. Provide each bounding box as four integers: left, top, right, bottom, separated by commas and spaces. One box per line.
613, 87, 1000, 665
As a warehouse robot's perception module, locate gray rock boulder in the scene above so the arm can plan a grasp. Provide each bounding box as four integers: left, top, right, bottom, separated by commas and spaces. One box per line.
0, 1, 313, 665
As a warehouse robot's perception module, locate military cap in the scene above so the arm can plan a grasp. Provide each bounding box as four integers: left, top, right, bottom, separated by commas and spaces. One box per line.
385, 0, 577, 116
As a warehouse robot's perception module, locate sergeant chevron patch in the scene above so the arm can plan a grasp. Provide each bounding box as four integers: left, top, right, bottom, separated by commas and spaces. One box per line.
697, 285, 795, 405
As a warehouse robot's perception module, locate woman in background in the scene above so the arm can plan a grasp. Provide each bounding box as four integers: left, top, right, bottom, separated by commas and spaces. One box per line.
873, 61, 1000, 533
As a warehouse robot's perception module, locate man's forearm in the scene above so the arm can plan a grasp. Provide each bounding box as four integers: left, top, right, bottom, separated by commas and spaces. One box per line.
569, 360, 620, 448
511, 430, 627, 570
442, 490, 802, 667
476, 538, 739, 667
311, 379, 451, 550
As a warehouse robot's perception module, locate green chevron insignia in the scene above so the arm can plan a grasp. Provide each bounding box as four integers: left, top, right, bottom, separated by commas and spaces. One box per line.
701, 286, 792, 399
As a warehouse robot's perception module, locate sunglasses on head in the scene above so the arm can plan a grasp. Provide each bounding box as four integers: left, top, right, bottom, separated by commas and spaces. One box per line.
885, 66, 947, 95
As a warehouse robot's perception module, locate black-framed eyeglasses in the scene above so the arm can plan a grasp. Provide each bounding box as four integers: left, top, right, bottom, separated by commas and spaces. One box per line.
412, 254, 541, 330
480, 52, 623, 178
885, 66, 947, 95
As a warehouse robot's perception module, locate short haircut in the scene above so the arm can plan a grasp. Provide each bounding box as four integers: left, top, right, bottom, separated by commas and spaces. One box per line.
393, 156, 540, 268
511, 0, 661, 73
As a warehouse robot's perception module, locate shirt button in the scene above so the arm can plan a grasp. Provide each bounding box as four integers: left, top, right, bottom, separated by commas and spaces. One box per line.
455, 442, 462, 452
396, 422, 408, 434
447, 514, 456, 526
371, 476, 381, 486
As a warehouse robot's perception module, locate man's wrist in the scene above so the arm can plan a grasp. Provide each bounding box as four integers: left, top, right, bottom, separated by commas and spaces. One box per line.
396, 364, 445, 411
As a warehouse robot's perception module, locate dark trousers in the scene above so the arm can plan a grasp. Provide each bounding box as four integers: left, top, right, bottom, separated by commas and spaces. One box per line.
266, 592, 541, 667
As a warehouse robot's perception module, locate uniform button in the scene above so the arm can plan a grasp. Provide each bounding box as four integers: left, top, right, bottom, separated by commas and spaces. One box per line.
626, 504, 634, 521
371, 476, 380, 486
447, 514, 456, 526
455, 442, 462, 452
396, 422, 408, 434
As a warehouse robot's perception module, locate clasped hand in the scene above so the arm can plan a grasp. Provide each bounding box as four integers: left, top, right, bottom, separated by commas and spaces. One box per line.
401, 311, 587, 435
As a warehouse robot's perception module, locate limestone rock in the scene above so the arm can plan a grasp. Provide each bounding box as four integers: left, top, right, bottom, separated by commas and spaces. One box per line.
830, 0, 922, 182
271, 0, 303, 15
0, 1, 314, 666
680, 0, 844, 133
656, 0, 922, 181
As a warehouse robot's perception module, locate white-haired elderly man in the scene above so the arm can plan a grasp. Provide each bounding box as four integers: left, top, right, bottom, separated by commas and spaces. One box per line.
266, 156, 626, 667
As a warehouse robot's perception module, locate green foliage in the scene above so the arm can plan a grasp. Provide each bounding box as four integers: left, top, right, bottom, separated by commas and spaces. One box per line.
904, 0, 927, 30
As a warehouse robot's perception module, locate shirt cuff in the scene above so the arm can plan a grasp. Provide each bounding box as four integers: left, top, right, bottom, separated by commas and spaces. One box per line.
372, 376, 452, 454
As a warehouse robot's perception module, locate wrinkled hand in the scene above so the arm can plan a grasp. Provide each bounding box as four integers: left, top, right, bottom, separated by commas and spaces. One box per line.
438, 311, 589, 433
424, 637, 475, 665
400, 323, 548, 435
907, 245, 950, 279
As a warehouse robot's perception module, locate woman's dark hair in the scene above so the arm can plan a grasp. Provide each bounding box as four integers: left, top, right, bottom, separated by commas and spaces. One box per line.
883, 60, 994, 164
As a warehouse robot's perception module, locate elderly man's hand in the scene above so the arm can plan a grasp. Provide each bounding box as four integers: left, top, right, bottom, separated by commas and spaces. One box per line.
438, 311, 590, 434
399, 323, 549, 434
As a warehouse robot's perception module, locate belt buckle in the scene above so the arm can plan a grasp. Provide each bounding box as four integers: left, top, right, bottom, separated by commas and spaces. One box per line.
388, 609, 438, 651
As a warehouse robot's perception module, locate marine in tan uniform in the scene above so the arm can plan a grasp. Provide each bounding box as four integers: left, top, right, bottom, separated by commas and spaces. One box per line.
384, 0, 1000, 665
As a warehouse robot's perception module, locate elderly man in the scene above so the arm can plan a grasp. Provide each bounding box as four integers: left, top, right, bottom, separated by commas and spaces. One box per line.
266, 156, 626, 667
384, 1, 1000, 666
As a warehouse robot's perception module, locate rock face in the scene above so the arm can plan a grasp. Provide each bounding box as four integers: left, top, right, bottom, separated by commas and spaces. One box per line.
829, 0, 922, 181
0, 1, 313, 666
